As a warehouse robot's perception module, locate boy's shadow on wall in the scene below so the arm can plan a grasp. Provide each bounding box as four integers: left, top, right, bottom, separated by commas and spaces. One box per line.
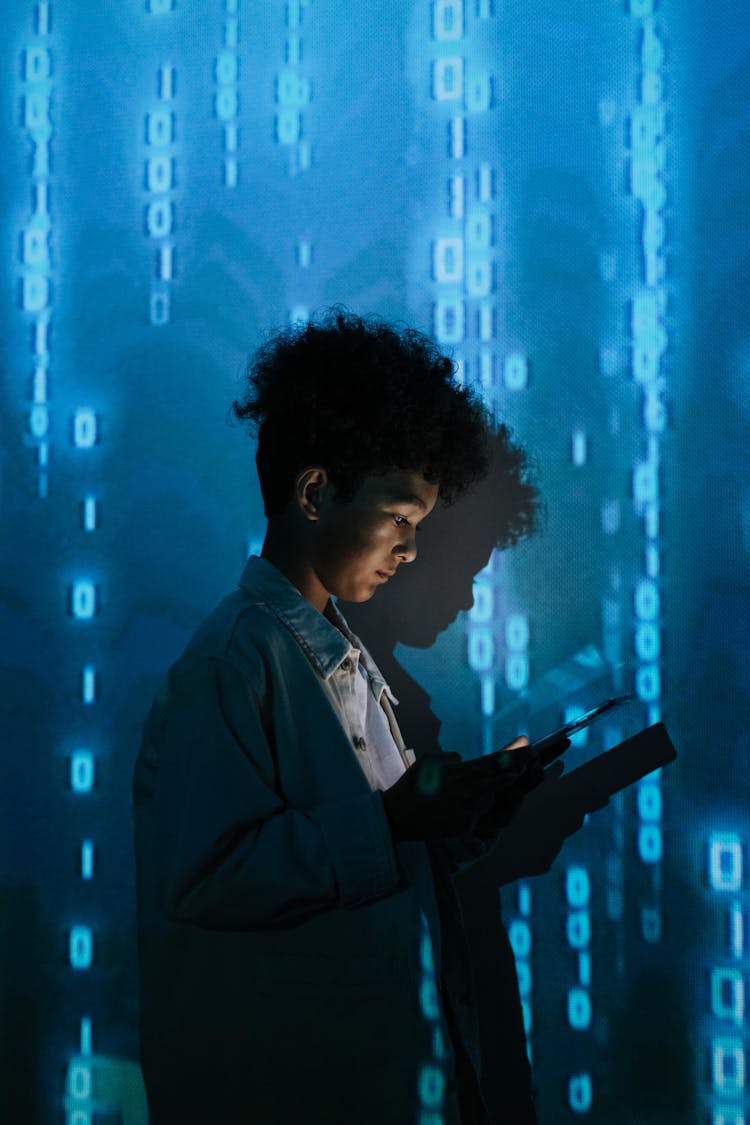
343, 430, 673, 1121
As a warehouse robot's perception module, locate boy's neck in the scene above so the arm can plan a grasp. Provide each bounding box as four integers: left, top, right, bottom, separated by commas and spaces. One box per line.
261, 523, 330, 614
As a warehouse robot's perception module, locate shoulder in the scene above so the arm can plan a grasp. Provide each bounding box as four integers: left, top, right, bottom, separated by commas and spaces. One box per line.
173, 587, 304, 689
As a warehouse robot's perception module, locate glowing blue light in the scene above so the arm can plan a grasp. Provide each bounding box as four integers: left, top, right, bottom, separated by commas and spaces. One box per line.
434, 298, 465, 343
275, 108, 301, 144
146, 200, 173, 238
478, 302, 493, 341
159, 63, 174, 99
466, 258, 492, 297
216, 51, 238, 85
712, 1038, 746, 1094
632, 342, 660, 384
712, 1109, 745, 1125
158, 246, 174, 281
70, 750, 95, 793
566, 867, 591, 908
711, 969, 745, 1027
503, 353, 528, 391
641, 22, 665, 70
568, 988, 592, 1031
448, 116, 465, 158
433, 0, 464, 41
508, 920, 531, 959
643, 388, 667, 432
67, 1059, 92, 1099
637, 781, 662, 822
504, 614, 529, 651
433, 58, 463, 102
146, 155, 173, 192
80, 1017, 92, 1055
566, 911, 591, 950
224, 124, 238, 153
731, 904, 744, 958
476, 164, 493, 202
82, 666, 96, 702
23, 228, 49, 266
276, 70, 310, 107
72, 409, 97, 449
420, 978, 439, 1021
81, 840, 94, 880
418, 1064, 446, 1110
30, 404, 49, 438
420, 929, 434, 974
516, 960, 531, 997
22, 274, 49, 312
572, 430, 588, 466
69, 926, 93, 970
149, 292, 170, 326
480, 675, 495, 717
568, 1073, 592, 1113
216, 87, 239, 121
25, 45, 51, 80
505, 652, 529, 691
469, 581, 492, 623
286, 0, 302, 29
638, 824, 662, 864
709, 834, 743, 893
433, 238, 464, 283
146, 109, 173, 145
634, 578, 660, 620
468, 627, 493, 672
71, 580, 97, 620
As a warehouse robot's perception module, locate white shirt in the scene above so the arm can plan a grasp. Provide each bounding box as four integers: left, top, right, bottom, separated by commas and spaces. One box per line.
320, 614, 415, 792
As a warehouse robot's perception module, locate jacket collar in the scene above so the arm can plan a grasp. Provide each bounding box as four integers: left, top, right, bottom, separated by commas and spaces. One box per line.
238, 555, 397, 704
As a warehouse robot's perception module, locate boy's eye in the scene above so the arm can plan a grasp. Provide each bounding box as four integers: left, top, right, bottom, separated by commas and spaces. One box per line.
393, 515, 421, 532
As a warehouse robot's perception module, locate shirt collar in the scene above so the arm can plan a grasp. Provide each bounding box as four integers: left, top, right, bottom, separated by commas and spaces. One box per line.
238, 555, 398, 704
323, 597, 398, 705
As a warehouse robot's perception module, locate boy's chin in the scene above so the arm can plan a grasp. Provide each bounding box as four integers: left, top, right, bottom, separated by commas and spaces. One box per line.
337, 581, 379, 604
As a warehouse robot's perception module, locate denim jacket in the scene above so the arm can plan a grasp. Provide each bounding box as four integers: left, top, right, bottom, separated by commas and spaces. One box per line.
132, 556, 483, 1124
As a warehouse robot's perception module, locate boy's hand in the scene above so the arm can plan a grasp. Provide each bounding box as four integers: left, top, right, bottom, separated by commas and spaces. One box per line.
382, 737, 534, 842
472, 738, 570, 840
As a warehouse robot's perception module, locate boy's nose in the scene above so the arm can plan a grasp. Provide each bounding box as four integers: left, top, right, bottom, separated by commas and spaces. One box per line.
396, 532, 418, 563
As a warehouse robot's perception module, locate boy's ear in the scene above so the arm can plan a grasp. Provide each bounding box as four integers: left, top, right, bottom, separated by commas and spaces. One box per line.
295, 466, 329, 520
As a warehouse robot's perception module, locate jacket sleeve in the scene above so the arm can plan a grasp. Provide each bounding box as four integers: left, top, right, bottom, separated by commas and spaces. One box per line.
133, 656, 402, 931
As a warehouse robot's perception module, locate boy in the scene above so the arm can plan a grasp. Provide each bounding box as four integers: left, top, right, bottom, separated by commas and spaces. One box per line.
132, 311, 539, 1124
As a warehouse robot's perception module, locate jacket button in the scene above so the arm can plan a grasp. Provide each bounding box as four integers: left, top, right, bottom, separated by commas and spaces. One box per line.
353, 736, 366, 751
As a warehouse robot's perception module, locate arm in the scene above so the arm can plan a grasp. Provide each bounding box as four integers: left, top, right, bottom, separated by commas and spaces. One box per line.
133, 657, 401, 931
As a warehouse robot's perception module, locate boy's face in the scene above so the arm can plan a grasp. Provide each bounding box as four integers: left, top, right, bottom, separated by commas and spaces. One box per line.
310, 469, 439, 604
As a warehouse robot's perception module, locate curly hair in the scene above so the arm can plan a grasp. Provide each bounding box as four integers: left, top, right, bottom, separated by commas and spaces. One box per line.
233, 309, 523, 520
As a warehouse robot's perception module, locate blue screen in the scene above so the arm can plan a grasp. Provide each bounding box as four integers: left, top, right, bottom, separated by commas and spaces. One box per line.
3, 1, 749, 1121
